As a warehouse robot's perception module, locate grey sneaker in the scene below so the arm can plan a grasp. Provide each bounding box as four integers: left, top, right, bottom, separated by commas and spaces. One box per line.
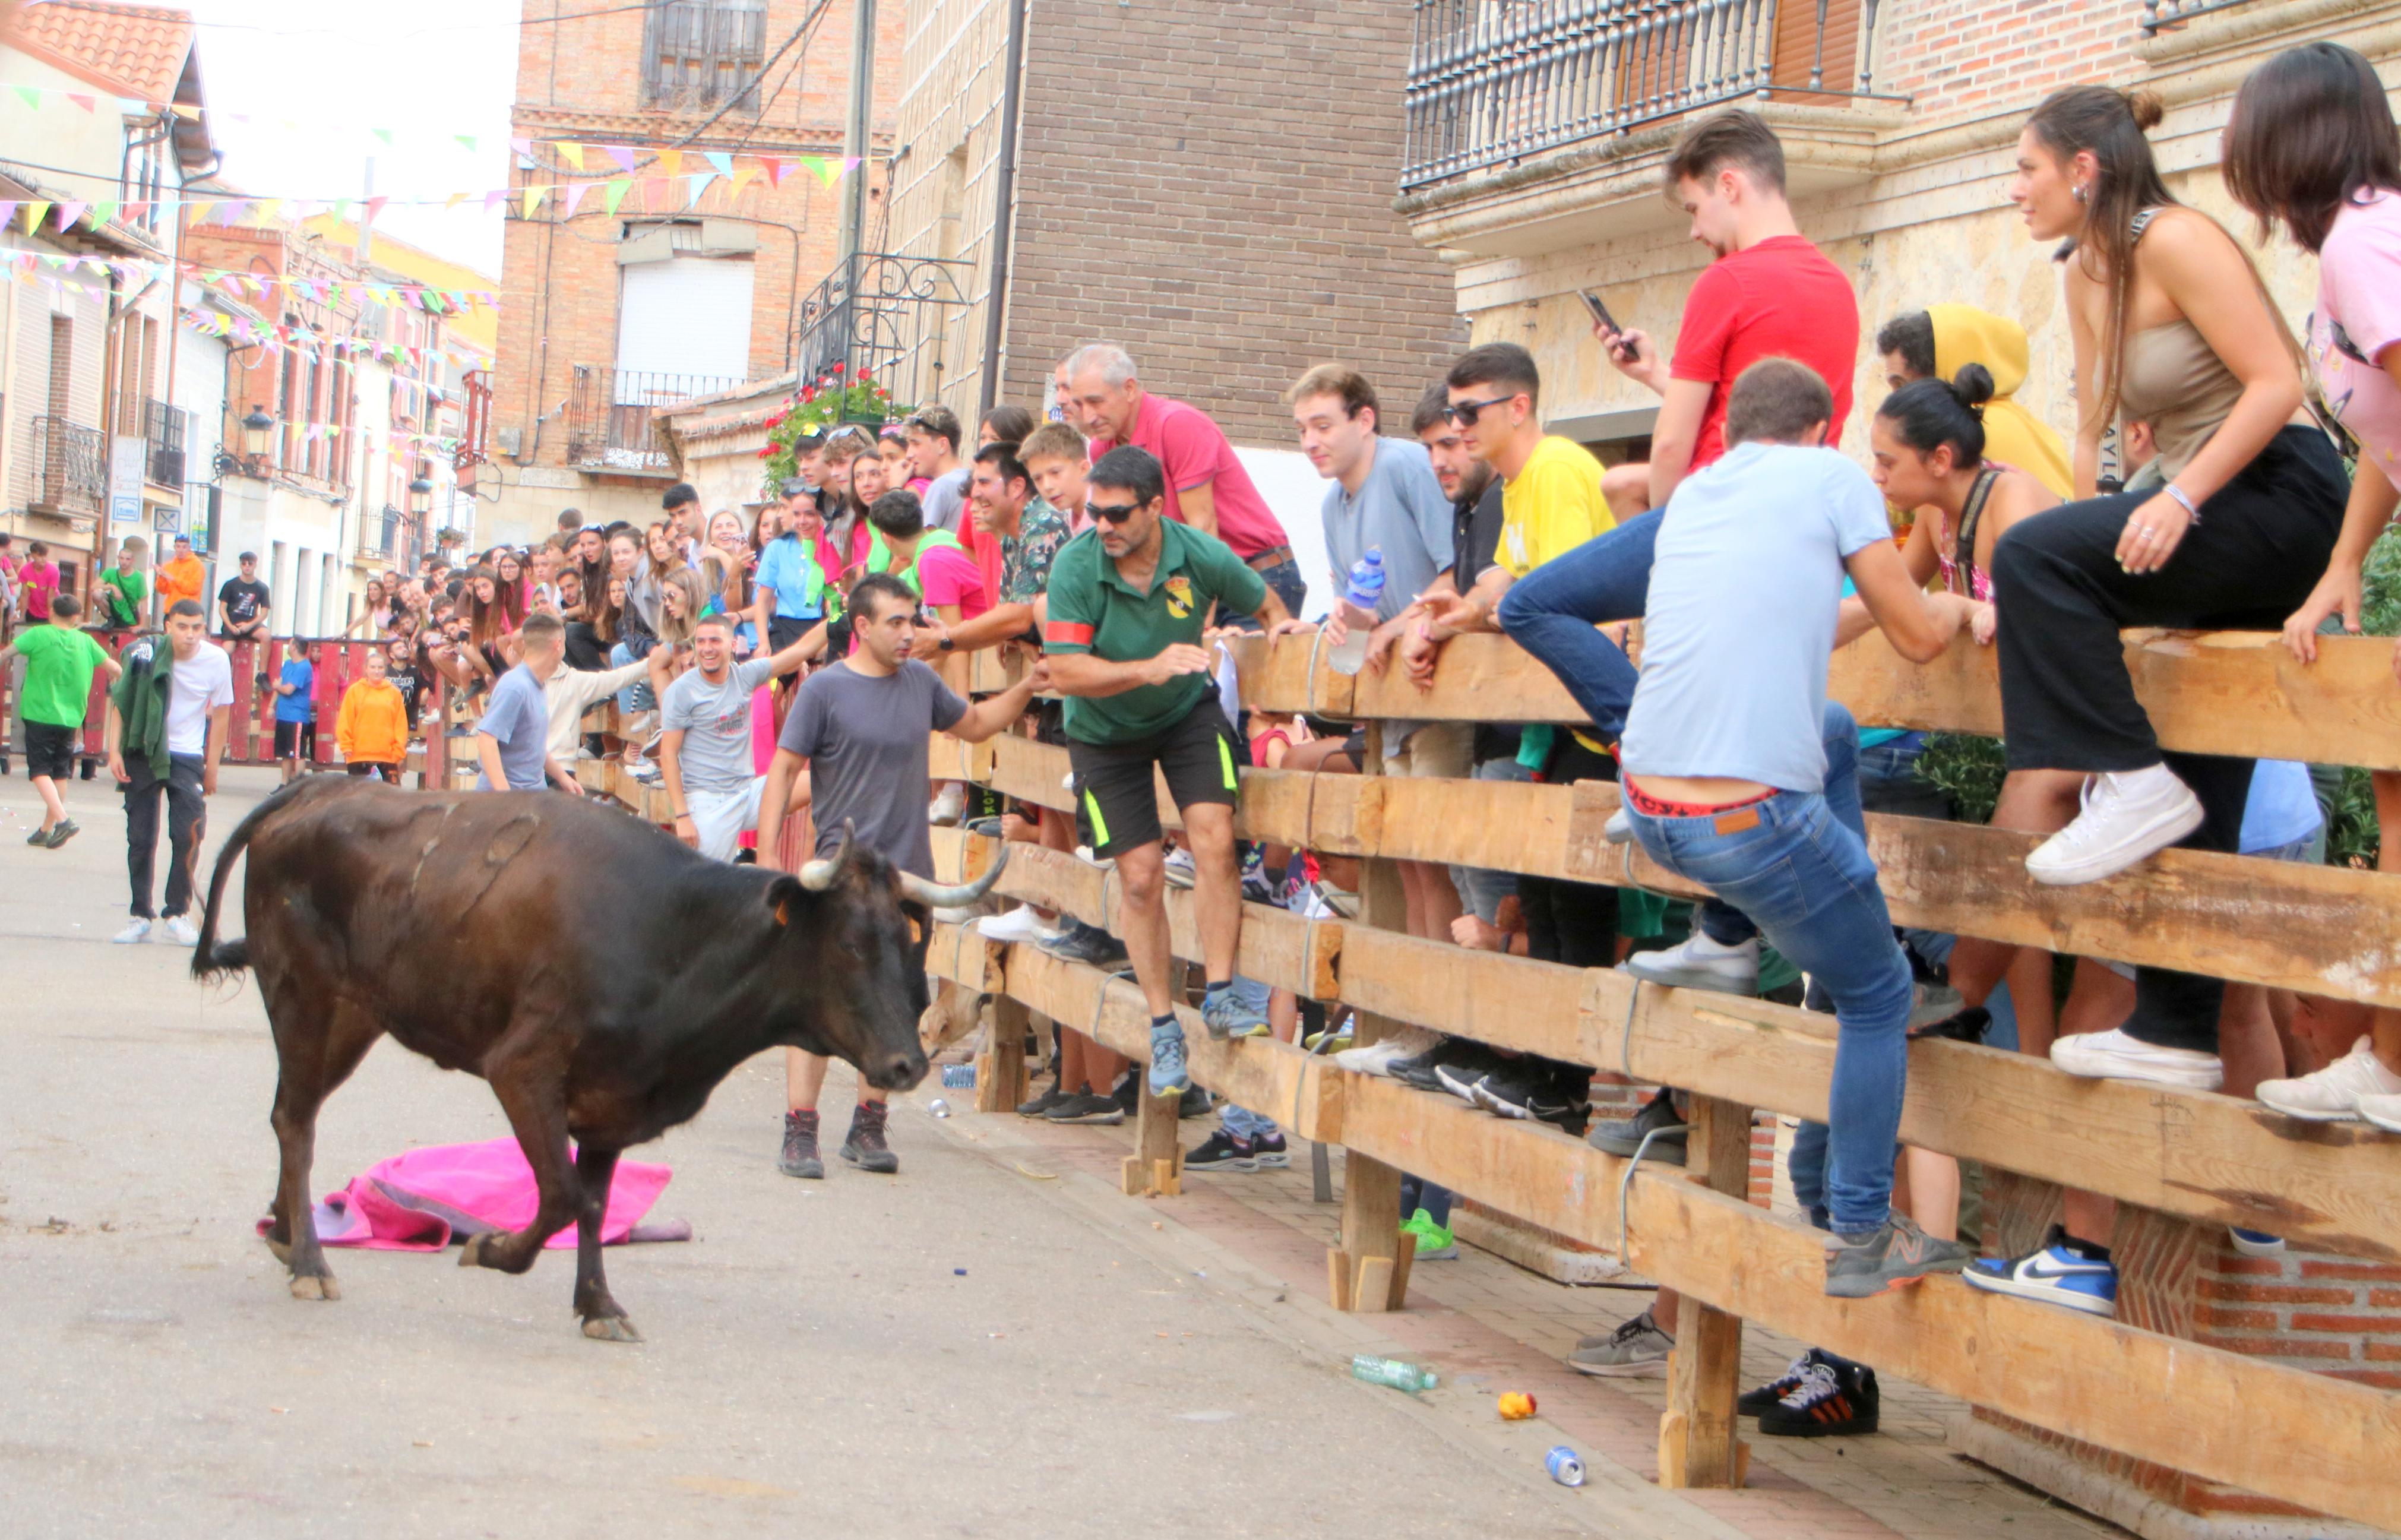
1200, 985, 1270, 1041
777, 1109, 824, 1179
1586, 1089, 1687, 1165
1824, 1213, 1973, 1298
1570, 1307, 1674, 1377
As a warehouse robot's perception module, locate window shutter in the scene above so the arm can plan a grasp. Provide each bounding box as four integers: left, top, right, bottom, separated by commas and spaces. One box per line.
612, 256, 756, 396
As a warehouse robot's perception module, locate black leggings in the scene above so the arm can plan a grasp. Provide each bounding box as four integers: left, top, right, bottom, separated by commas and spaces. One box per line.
1991, 425, 2347, 1051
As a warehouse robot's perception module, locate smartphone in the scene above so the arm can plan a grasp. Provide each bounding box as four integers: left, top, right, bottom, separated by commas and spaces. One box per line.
1578, 289, 1619, 334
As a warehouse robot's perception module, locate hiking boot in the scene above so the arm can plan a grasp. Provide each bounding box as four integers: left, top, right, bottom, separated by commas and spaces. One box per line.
1569, 1308, 1674, 1377
1042, 1091, 1125, 1126
840, 1102, 899, 1174
1824, 1213, 1973, 1298
1016, 1081, 1074, 1119
1759, 1359, 1880, 1438
777, 1109, 824, 1179
1586, 1089, 1687, 1164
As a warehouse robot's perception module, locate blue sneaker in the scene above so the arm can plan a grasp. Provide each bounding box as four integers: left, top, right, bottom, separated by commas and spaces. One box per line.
1200, 984, 1271, 1041
1962, 1226, 2116, 1316
2229, 1227, 2286, 1257
1147, 1020, 1190, 1096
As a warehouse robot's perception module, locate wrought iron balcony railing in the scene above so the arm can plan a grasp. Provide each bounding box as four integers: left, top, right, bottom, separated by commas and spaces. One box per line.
566, 367, 741, 473
1402, 0, 1878, 189
144, 397, 186, 486
31, 415, 107, 514
2140, 0, 2256, 30
792, 252, 975, 418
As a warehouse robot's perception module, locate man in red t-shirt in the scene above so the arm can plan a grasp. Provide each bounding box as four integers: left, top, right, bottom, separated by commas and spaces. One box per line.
1064, 344, 1305, 621
1599, 110, 1859, 513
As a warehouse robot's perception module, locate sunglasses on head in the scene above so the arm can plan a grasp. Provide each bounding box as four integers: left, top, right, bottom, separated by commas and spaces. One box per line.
1087, 499, 1145, 525
1442, 394, 1518, 427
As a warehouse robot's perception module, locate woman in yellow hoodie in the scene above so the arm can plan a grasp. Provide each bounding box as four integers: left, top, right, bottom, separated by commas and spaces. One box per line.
336, 648, 411, 783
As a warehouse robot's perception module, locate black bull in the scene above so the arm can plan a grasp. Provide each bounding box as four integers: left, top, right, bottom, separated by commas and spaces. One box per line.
189, 776, 1003, 1341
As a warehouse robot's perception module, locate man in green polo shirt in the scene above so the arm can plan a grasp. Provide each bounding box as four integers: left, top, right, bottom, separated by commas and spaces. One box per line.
0, 590, 120, 846
1042, 445, 1296, 1095
97, 540, 148, 630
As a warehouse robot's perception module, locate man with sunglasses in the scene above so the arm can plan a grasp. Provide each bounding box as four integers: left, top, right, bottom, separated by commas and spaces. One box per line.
1042, 446, 1299, 1098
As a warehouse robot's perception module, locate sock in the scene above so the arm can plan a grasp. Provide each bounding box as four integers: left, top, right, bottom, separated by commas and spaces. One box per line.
1152, 1012, 1179, 1032
1204, 979, 1232, 997
2060, 1234, 2113, 1263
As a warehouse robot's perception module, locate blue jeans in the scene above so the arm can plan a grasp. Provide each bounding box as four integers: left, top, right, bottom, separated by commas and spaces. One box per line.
1222, 558, 1308, 630
609, 642, 654, 714
1624, 704, 1913, 1236
1220, 979, 1280, 1141
1451, 756, 1532, 922
1494, 509, 1661, 742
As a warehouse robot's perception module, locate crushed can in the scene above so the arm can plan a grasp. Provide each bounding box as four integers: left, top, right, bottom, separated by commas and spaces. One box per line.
1546, 1446, 1586, 1488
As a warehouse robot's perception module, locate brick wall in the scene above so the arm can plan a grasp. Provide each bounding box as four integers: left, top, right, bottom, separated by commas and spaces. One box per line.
997, 0, 1467, 444
489, 0, 903, 478
1872, 0, 2144, 121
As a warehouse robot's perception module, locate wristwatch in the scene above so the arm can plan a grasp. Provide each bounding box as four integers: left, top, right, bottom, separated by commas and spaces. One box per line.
937, 635, 956, 652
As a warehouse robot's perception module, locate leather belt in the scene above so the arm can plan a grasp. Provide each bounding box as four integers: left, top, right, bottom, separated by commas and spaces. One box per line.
1244, 544, 1296, 571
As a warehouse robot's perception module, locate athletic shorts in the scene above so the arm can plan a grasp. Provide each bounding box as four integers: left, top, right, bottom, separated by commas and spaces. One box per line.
1067, 698, 1242, 859
273, 720, 317, 760
688, 776, 767, 863
24, 720, 75, 780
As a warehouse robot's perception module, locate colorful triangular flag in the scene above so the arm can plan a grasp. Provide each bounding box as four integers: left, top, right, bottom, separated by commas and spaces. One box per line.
602, 179, 630, 216
12, 86, 41, 110
764, 157, 789, 187
687, 170, 716, 202
55, 202, 87, 231
703, 151, 734, 178
657, 149, 682, 178
66, 93, 95, 112
561, 182, 591, 219
455, 134, 479, 153
556, 141, 584, 171
606, 144, 638, 174
521, 185, 546, 217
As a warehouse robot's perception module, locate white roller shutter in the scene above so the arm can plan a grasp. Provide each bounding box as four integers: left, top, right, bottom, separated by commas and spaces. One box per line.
612, 256, 755, 399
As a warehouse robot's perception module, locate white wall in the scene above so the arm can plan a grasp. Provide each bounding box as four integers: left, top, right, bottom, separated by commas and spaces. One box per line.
1233, 444, 1333, 621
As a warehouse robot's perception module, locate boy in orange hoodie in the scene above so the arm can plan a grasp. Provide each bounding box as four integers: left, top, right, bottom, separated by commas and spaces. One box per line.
336, 647, 410, 783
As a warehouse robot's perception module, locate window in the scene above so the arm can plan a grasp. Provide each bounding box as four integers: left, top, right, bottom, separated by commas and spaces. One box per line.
614, 254, 755, 392
643, 0, 767, 115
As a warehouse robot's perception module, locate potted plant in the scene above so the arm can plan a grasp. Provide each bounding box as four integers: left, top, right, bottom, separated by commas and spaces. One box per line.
756, 363, 900, 495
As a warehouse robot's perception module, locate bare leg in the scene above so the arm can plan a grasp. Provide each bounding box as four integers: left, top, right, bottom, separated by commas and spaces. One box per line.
1184, 804, 1242, 985
785, 1046, 830, 1111
1398, 859, 1462, 941
2218, 983, 2285, 1101
2006, 946, 2060, 1060
1602, 460, 1653, 519
30, 773, 64, 831
1058, 1028, 1087, 1093
1115, 840, 1175, 1016
1903, 1148, 1960, 1240
571, 1143, 637, 1342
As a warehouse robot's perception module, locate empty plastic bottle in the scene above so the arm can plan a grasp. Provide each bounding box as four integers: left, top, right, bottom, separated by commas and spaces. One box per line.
1350, 1353, 1438, 1393
1327, 550, 1386, 676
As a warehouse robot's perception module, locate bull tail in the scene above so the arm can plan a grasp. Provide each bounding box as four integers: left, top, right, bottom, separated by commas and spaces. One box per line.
190, 776, 315, 984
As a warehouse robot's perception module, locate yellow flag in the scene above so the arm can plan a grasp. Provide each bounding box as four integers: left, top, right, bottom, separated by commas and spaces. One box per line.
522, 185, 546, 218
658, 149, 682, 178
557, 141, 585, 171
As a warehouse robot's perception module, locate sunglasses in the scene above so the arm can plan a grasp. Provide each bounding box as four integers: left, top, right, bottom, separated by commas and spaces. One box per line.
1442, 394, 1517, 427
1086, 500, 1144, 525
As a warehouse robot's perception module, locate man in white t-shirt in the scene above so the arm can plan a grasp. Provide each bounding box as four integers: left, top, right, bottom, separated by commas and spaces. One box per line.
103, 599, 233, 945
659, 613, 824, 861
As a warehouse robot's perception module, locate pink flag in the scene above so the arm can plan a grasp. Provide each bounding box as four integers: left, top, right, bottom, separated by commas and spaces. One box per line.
606, 144, 638, 174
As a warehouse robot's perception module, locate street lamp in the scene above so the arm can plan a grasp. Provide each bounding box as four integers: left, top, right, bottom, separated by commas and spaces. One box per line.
240, 404, 274, 458
407, 473, 433, 519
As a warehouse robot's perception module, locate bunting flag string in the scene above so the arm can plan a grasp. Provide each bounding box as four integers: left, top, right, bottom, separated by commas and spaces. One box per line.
0, 243, 498, 317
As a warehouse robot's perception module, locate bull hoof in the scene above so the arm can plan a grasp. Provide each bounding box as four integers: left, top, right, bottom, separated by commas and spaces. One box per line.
289, 1274, 340, 1302
581, 1316, 641, 1343
458, 1234, 488, 1268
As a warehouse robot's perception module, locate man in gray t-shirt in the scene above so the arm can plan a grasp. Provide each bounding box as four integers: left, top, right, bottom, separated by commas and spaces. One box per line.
757, 572, 1046, 1179
476, 615, 577, 793
659, 613, 824, 861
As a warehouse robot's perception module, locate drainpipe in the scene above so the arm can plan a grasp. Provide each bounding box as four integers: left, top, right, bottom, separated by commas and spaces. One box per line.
977, 0, 1027, 420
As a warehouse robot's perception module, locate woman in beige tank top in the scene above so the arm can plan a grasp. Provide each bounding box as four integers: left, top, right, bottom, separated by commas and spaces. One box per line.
1960, 86, 2349, 1320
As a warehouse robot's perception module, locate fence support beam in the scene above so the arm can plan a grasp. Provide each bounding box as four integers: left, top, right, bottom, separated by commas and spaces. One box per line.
1659, 1095, 1752, 1489
1334, 733, 1409, 1311
978, 995, 1031, 1115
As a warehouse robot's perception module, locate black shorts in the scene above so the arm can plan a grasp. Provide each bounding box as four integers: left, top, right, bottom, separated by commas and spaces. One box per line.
346, 761, 401, 782
273, 720, 317, 760
24, 720, 76, 780
1067, 698, 1243, 859
767, 614, 815, 652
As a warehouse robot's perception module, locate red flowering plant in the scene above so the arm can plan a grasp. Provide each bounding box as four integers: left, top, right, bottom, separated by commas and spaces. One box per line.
756, 363, 900, 494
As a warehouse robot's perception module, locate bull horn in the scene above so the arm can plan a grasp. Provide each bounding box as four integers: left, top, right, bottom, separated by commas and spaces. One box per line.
797, 823, 856, 891
900, 841, 1010, 910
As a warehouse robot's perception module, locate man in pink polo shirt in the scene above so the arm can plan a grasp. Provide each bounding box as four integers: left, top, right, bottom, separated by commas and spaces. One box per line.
1065, 343, 1305, 622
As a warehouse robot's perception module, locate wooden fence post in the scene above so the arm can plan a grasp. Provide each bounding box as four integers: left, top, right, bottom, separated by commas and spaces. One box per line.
1659, 1095, 1752, 1489
1333, 729, 1407, 1310
1126, 1080, 1184, 1196
978, 995, 1032, 1115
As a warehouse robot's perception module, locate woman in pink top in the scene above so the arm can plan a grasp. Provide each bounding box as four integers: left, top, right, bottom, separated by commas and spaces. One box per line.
2232, 42, 2401, 1127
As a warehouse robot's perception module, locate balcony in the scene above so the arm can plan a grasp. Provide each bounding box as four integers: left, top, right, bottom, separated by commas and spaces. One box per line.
1397, 0, 1901, 258
791, 253, 974, 418
144, 398, 186, 487
2141, 0, 2259, 29
356, 505, 404, 566
30, 416, 107, 516
566, 367, 741, 474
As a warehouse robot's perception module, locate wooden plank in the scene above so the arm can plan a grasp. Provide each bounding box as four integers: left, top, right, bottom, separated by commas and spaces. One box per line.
1129, 1083, 1182, 1197
1337, 744, 1407, 1317
986, 995, 1031, 1120
1221, 627, 2401, 772
1625, 1176, 2401, 1533
1335, 1070, 1622, 1251
1660, 1096, 1750, 1490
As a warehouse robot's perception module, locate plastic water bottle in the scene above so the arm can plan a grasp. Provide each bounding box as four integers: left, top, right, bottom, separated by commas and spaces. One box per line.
1327, 551, 1386, 676
1350, 1353, 1437, 1393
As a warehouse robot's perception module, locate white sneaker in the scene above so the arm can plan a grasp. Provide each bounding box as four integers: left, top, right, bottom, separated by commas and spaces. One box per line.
2050, 1026, 2223, 1090
1074, 844, 1116, 872
976, 905, 1061, 946
162, 914, 200, 947
2358, 1093, 2401, 1135
1333, 1026, 1440, 1077
1621, 931, 1760, 995
2025, 767, 2204, 886
932, 905, 980, 926
1605, 807, 1634, 844
1163, 847, 1197, 889
929, 785, 966, 827
112, 918, 152, 945
2257, 1036, 2401, 1121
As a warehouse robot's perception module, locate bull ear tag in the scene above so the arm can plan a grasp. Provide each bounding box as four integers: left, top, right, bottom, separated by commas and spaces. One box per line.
775, 897, 792, 928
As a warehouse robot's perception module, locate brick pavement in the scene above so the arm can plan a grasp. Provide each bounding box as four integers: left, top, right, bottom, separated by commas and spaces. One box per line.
954, 1099, 2125, 1540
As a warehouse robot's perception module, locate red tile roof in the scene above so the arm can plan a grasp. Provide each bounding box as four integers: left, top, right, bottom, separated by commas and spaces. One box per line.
10, 1, 197, 102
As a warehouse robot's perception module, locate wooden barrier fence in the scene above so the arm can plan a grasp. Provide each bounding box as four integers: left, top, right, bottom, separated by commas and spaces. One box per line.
897, 628, 2401, 1530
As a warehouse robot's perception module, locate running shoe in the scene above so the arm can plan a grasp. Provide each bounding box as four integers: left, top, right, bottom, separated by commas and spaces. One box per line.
1962, 1225, 2116, 1316
2228, 1228, 2286, 1257
1016, 1081, 1074, 1120
1147, 1021, 1190, 1096
1245, 1131, 1290, 1168
1038, 920, 1129, 970
1393, 1037, 1508, 1094
1739, 1349, 1830, 1416
162, 914, 200, 947
112, 917, 151, 945
2050, 1027, 2223, 1090
42, 818, 80, 848
1568, 1308, 1674, 1377
1163, 846, 1197, 889
2256, 1036, 2401, 1120
1465, 1061, 1590, 1134
1200, 984, 1271, 1041
1185, 1130, 1260, 1172
1824, 1214, 1973, 1298
1043, 1092, 1125, 1126
1400, 1207, 1458, 1260
977, 905, 1061, 946
1586, 1089, 1688, 1165
1333, 1026, 1440, 1078
1621, 932, 1761, 995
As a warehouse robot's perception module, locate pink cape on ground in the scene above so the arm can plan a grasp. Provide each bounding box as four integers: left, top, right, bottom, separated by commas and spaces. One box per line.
257, 1138, 685, 1251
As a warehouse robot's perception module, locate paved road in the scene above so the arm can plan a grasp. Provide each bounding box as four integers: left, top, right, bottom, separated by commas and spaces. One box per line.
0, 767, 1607, 1539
